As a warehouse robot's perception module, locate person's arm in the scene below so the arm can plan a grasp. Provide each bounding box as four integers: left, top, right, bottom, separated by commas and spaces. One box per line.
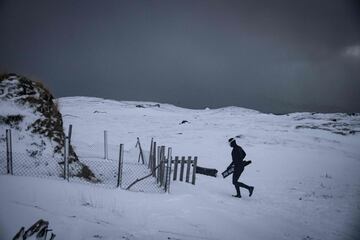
226, 161, 234, 170
239, 146, 246, 160
226, 150, 236, 170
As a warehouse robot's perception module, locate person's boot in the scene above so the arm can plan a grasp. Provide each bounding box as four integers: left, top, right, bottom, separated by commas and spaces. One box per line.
233, 185, 241, 198
249, 186, 254, 197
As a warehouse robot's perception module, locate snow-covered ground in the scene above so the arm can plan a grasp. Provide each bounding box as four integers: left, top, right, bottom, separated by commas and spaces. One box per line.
1, 96, 360, 240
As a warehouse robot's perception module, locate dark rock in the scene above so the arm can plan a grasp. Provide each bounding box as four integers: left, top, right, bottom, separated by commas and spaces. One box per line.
0, 115, 24, 129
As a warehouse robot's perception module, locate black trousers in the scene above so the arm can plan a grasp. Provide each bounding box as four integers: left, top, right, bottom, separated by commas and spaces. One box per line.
232, 167, 250, 195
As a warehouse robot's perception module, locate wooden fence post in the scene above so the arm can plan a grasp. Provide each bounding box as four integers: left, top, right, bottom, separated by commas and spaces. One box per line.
64, 136, 69, 181
186, 156, 191, 183
152, 142, 157, 177
192, 156, 198, 185
6, 129, 13, 175
137, 137, 145, 164
5, 130, 9, 174
68, 124, 72, 145
173, 156, 179, 181
117, 144, 124, 188
157, 146, 161, 184
9, 129, 12, 175
180, 156, 185, 181
165, 147, 172, 193
104, 130, 108, 160
160, 146, 166, 187
148, 138, 153, 169
159, 147, 162, 185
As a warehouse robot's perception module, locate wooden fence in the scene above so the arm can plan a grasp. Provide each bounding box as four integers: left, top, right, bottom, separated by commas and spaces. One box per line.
171, 156, 197, 185
147, 139, 172, 192
147, 138, 198, 192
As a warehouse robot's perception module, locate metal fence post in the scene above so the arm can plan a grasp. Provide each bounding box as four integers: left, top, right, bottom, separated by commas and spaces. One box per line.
104, 130, 108, 160
64, 136, 69, 181
6, 129, 13, 175
117, 144, 124, 188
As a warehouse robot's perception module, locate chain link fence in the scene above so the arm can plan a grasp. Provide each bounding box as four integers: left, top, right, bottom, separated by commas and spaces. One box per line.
67, 130, 117, 160
0, 150, 6, 175
6, 151, 62, 180
119, 147, 166, 193
67, 157, 119, 188
0, 129, 170, 193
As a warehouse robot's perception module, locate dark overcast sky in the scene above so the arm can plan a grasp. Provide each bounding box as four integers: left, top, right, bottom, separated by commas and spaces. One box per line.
1, 0, 359, 113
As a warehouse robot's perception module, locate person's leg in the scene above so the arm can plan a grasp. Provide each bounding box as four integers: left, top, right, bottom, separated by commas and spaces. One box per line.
232, 169, 241, 197
236, 167, 254, 197
238, 182, 250, 190
238, 182, 254, 197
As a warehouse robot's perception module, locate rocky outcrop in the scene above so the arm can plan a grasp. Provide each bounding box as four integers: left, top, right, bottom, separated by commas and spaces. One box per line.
0, 73, 96, 181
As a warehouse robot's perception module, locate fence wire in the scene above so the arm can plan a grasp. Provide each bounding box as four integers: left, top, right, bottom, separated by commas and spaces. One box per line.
0, 149, 166, 193
118, 147, 166, 193
120, 162, 165, 193
69, 157, 118, 188
73, 143, 105, 159
0, 150, 6, 175
0, 151, 63, 180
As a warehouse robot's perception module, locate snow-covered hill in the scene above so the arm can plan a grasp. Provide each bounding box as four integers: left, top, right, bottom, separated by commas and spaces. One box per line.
1, 96, 359, 240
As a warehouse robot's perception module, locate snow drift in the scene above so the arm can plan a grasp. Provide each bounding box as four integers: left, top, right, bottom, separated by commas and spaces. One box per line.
1, 93, 359, 239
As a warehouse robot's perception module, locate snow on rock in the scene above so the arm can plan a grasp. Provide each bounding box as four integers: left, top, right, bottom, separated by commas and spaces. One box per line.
0, 73, 96, 181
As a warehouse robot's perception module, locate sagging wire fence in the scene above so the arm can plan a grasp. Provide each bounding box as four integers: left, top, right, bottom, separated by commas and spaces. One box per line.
0, 128, 176, 193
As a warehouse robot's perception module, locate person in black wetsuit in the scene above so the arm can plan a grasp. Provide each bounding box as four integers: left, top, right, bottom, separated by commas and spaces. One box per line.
226, 138, 254, 198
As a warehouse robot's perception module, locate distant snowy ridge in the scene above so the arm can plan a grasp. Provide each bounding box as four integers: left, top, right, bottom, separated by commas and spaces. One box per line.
60, 96, 360, 136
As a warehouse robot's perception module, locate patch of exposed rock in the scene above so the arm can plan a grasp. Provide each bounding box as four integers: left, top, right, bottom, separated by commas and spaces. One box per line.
0, 73, 97, 181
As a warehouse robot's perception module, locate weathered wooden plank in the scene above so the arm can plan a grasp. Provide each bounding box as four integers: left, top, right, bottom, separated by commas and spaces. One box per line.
186, 156, 192, 183
152, 142, 157, 177
196, 166, 218, 177
165, 147, 172, 193
157, 146, 161, 183
179, 156, 185, 181
137, 137, 145, 164
148, 138, 154, 169
160, 146, 166, 187
173, 156, 179, 181
192, 156, 198, 185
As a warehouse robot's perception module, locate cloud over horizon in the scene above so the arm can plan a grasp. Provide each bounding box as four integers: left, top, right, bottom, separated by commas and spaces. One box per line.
0, 0, 359, 113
